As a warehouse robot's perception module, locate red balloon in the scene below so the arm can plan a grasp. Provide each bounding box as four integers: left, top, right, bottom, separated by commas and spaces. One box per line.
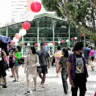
30, 1, 42, 12
71, 38, 74, 41
22, 22, 31, 30
11, 41, 15, 45
21, 43, 25, 47
15, 33, 21, 40
82, 33, 85, 37
62, 40, 65, 43
34, 43, 38, 47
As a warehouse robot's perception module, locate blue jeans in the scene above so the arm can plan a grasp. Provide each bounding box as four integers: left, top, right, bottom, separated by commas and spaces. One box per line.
61, 72, 68, 94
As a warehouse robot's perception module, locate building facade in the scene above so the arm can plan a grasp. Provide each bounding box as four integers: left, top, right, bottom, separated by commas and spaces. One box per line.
10, 0, 27, 23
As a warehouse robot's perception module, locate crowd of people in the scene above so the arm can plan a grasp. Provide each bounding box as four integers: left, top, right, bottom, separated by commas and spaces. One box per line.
0, 42, 96, 96
0, 45, 22, 88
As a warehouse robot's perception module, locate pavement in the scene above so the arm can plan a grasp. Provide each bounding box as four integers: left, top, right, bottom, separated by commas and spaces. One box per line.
0, 65, 96, 96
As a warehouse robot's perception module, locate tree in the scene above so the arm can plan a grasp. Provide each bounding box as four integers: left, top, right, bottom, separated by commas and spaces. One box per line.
42, 0, 63, 17
42, 0, 96, 41
42, 0, 89, 25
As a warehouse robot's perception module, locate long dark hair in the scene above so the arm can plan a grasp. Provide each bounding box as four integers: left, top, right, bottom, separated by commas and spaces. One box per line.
17, 46, 21, 52
30, 47, 36, 54
57, 46, 61, 50
62, 48, 69, 58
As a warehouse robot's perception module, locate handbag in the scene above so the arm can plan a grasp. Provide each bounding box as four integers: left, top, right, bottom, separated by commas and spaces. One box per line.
37, 66, 42, 73
35, 54, 42, 73
3, 57, 9, 70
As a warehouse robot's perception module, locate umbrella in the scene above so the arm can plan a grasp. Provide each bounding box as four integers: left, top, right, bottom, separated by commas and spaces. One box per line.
0, 35, 11, 43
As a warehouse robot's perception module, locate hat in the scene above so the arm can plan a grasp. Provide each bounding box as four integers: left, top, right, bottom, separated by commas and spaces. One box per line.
40, 43, 44, 46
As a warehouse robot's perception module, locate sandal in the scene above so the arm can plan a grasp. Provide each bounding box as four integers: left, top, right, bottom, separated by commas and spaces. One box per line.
33, 89, 36, 91
3, 85, 7, 88
25, 91, 32, 94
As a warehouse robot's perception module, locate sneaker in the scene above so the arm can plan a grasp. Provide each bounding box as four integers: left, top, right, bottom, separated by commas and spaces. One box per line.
10, 75, 13, 78
25, 91, 32, 94
3, 85, 7, 88
41, 81, 43, 85
17, 80, 20, 82
42, 84, 45, 88
13, 80, 17, 82
0, 86, 2, 88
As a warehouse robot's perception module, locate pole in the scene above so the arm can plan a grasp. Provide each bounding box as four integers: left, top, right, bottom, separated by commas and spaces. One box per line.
37, 20, 40, 50
22, 36, 24, 56
6, 26, 8, 36
68, 23, 70, 47
52, 20, 55, 54
84, 35, 86, 47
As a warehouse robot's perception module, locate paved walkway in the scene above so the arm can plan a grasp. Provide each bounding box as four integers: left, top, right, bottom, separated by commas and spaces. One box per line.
0, 66, 96, 96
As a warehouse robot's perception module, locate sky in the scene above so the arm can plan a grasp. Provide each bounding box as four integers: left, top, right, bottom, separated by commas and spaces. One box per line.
0, 0, 42, 24
0, 0, 11, 24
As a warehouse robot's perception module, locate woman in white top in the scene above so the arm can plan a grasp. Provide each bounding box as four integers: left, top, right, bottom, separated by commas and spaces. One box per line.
24, 47, 39, 94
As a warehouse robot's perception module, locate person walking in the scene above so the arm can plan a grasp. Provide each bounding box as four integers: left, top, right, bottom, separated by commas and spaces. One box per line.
54, 46, 62, 77
13, 46, 22, 82
94, 47, 96, 60
24, 47, 39, 94
89, 47, 95, 71
57, 48, 69, 94
67, 42, 88, 96
9, 51, 16, 78
0, 48, 7, 88
37, 43, 50, 88
83, 44, 90, 65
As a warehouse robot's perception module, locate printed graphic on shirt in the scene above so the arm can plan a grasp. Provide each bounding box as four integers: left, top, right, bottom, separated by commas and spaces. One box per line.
76, 58, 84, 73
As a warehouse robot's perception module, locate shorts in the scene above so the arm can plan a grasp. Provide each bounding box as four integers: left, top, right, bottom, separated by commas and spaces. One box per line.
85, 58, 89, 65
14, 62, 20, 67
41, 65, 48, 74
91, 56, 94, 61
9, 63, 15, 68
72, 74, 87, 92
0, 64, 6, 78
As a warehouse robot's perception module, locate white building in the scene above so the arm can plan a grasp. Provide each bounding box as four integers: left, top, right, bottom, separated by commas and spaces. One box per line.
10, 0, 28, 23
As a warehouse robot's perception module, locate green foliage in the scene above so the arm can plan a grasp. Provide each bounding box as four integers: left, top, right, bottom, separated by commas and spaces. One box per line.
42, 0, 62, 16
42, 0, 89, 26
79, 26, 96, 40
42, 0, 96, 40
